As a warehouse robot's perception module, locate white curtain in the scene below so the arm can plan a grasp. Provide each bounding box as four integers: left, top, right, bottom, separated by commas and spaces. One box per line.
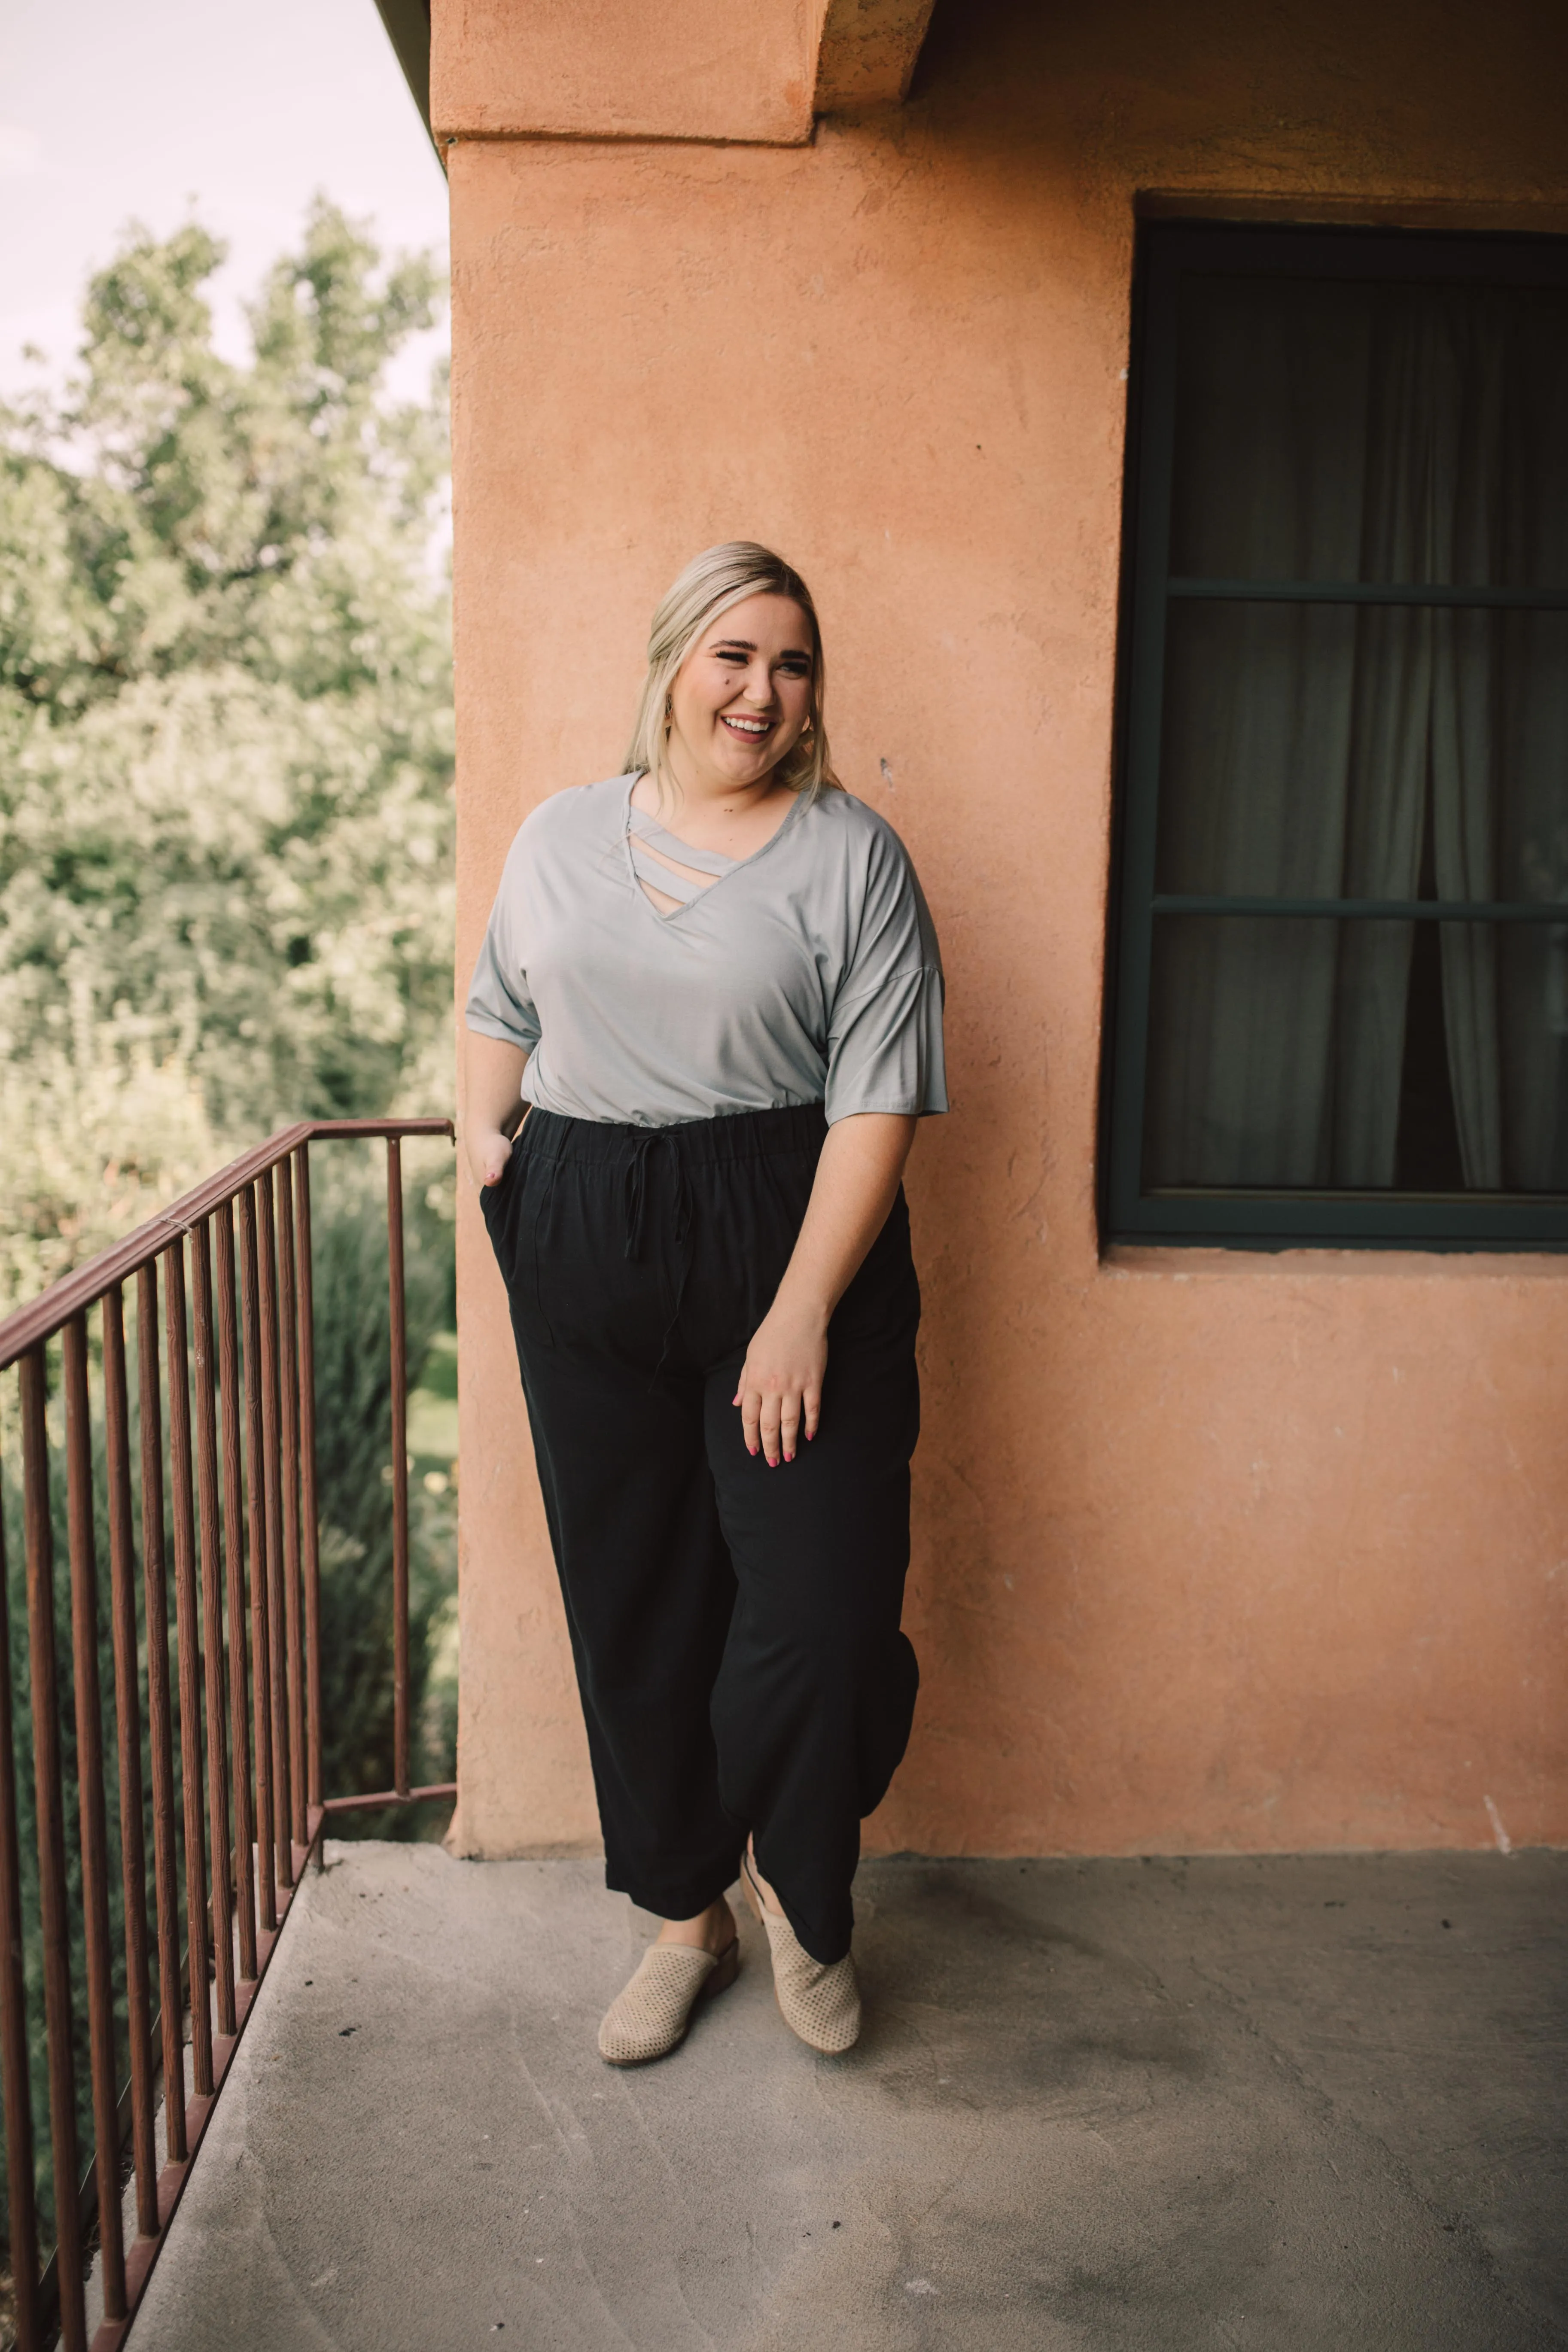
1145, 273, 1568, 1193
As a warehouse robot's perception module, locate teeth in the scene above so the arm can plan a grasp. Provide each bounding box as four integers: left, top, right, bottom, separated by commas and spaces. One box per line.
726, 717, 769, 733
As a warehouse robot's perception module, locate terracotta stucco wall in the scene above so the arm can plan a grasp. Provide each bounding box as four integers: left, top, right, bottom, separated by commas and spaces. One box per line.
448, 0, 1568, 1862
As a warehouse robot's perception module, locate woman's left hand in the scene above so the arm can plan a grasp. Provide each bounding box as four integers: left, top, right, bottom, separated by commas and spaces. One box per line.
734, 1301, 828, 1466
732, 1113, 916, 1468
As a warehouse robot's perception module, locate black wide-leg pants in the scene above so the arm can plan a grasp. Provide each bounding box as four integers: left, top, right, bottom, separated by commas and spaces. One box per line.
481, 1102, 920, 1965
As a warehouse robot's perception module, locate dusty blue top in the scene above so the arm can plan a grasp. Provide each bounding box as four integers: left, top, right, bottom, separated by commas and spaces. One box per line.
465, 774, 947, 1129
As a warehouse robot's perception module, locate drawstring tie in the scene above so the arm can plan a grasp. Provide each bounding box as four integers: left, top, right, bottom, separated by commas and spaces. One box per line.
622, 1131, 695, 1384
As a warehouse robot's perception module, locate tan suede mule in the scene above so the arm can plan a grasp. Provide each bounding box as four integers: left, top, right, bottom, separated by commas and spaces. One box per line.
741, 1850, 862, 2055
597, 1936, 740, 2065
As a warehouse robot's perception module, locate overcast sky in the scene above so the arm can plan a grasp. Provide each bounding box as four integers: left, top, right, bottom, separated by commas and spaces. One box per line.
0, 0, 449, 400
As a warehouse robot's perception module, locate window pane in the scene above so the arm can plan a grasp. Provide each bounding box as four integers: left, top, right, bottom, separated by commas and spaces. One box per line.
1109, 229, 1568, 1240
1156, 601, 1358, 898
1154, 604, 1568, 905
1142, 914, 1568, 1193
1169, 276, 1568, 590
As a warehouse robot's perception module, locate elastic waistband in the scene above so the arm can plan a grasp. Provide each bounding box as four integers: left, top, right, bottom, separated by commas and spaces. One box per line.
518, 1101, 828, 1170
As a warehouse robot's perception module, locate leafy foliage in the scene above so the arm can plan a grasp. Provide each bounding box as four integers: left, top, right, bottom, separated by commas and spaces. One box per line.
310, 1181, 457, 1798
0, 208, 464, 2285
0, 202, 454, 1309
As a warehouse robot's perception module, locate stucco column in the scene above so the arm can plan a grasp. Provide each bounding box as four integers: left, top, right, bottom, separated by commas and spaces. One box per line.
446, 0, 1568, 1865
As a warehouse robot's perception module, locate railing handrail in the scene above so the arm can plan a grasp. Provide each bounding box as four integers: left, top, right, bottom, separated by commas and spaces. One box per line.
0, 1114, 457, 2349
0, 1119, 454, 1372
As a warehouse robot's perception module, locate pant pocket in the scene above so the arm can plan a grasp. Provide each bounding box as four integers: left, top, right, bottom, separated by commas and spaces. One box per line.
489, 1147, 560, 1349
478, 1145, 518, 1243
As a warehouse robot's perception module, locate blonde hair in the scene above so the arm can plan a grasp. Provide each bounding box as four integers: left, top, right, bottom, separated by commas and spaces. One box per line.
624, 542, 843, 803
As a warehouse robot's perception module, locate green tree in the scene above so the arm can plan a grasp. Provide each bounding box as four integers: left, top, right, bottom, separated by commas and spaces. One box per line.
0, 208, 457, 2282
0, 203, 457, 1802
0, 201, 454, 1307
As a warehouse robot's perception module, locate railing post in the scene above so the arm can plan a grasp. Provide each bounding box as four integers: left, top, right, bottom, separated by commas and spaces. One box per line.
164, 1243, 214, 2102
277, 1164, 308, 1853
387, 1137, 411, 1800
137, 1262, 188, 2166
0, 1394, 39, 2349
237, 1186, 278, 1935
294, 1146, 323, 1816
19, 1349, 83, 2352
214, 1202, 258, 1982
102, 1284, 158, 2240
190, 1220, 237, 2040
62, 1313, 127, 2324
257, 1171, 293, 1893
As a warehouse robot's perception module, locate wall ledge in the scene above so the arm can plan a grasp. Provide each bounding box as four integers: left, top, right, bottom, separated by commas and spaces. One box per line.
429, 0, 938, 149
1102, 1242, 1568, 1281
816, 0, 938, 113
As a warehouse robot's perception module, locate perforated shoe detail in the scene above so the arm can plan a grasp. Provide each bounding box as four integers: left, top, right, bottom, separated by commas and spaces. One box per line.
758, 1913, 862, 2054
597, 1941, 734, 2065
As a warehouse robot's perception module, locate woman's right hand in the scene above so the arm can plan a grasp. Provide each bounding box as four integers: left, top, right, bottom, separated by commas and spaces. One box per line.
466, 1125, 514, 1193
462, 1032, 530, 1196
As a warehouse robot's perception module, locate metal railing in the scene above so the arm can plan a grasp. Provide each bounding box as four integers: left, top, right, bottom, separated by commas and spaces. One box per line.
0, 1118, 455, 2351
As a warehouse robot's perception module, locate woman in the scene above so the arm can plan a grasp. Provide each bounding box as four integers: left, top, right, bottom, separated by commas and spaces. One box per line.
463, 542, 946, 2065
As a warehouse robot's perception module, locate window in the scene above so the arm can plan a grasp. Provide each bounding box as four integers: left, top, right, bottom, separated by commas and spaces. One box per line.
1104, 224, 1568, 1248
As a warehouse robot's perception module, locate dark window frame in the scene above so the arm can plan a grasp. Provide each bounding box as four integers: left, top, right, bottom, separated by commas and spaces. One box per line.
1102, 220, 1568, 1252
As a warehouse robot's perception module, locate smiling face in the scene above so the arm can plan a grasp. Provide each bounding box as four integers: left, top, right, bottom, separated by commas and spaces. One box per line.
665, 593, 815, 798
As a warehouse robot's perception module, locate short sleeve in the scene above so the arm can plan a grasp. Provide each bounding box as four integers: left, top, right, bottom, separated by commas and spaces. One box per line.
823, 821, 948, 1122
464, 829, 542, 1054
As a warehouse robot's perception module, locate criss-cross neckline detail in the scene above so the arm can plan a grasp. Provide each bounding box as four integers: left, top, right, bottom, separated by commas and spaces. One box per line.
627, 810, 736, 907
622, 774, 804, 924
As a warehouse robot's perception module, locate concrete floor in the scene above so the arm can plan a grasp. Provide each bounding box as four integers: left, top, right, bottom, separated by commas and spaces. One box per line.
128, 1843, 1567, 2351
